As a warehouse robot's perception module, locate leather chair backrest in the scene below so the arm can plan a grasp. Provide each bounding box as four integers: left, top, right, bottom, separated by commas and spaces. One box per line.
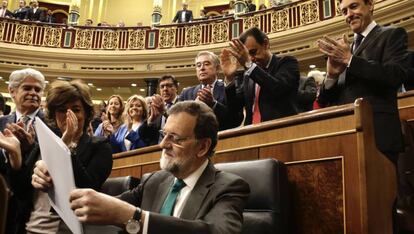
215, 158, 289, 234
101, 176, 140, 196
0, 175, 10, 234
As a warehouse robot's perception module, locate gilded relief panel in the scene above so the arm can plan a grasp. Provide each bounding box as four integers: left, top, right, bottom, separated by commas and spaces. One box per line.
185, 25, 201, 46
272, 9, 289, 32
243, 15, 260, 31
43, 27, 62, 47
0, 21, 4, 41
74, 29, 93, 49
14, 24, 34, 45
212, 22, 228, 43
300, 0, 319, 26
102, 30, 119, 50
159, 28, 176, 48
128, 29, 145, 49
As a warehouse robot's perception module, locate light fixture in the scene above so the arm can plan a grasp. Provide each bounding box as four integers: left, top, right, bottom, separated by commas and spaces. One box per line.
5, 81, 9, 84
96, 88, 102, 91
139, 88, 145, 92
309, 65, 316, 69
131, 83, 137, 87
88, 83, 93, 86
45, 80, 49, 84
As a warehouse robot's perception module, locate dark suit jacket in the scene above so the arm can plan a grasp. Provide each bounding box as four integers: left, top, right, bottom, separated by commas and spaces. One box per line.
247, 3, 256, 12
226, 55, 300, 125
173, 10, 193, 23
25, 7, 44, 21
179, 80, 242, 130
297, 76, 317, 112
319, 25, 408, 161
13, 7, 28, 20
119, 161, 250, 234
0, 8, 13, 18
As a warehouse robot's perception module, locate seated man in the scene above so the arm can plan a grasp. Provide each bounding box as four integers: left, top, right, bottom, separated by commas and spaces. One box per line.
69, 101, 250, 234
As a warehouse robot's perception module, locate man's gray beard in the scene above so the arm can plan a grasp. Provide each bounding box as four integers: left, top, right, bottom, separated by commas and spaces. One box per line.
160, 153, 179, 174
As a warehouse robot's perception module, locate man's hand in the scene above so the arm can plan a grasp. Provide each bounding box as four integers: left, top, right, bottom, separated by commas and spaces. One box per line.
148, 95, 164, 123
6, 122, 35, 154
32, 160, 53, 192
70, 188, 136, 225
220, 48, 238, 83
196, 86, 215, 107
317, 34, 351, 77
229, 38, 250, 66
0, 129, 22, 170
102, 120, 114, 136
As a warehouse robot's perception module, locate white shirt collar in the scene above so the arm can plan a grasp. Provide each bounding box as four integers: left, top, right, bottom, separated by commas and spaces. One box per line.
357, 20, 377, 38
16, 108, 39, 122
180, 159, 209, 190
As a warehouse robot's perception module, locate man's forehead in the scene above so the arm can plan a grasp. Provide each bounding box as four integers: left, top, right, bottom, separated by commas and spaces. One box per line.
196, 55, 213, 63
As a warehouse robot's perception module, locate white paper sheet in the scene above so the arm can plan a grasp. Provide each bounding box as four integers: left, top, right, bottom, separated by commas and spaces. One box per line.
34, 117, 83, 234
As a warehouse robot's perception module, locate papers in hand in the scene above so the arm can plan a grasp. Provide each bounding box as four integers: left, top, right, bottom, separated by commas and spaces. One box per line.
34, 117, 83, 234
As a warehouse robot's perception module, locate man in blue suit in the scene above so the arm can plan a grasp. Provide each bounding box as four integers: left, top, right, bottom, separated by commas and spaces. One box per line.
179, 51, 242, 130
172, 2, 193, 23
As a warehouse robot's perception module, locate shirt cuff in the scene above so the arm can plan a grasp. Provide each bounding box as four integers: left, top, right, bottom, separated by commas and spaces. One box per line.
142, 211, 149, 234
244, 63, 257, 76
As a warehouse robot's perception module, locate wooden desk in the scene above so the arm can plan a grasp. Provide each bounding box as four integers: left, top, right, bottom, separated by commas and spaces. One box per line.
112, 99, 396, 234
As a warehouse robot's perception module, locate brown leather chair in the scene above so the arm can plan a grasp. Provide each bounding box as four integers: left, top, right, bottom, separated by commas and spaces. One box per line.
0, 175, 10, 234
215, 158, 289, 234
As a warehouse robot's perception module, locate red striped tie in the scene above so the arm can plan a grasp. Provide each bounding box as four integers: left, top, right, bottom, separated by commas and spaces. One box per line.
252, 84, 261, 124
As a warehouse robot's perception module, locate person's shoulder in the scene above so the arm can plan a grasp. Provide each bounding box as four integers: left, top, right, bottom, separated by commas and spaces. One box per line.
377, 25, 407, 36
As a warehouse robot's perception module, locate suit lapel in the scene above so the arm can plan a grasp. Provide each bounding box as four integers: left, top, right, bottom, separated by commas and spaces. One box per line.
151, 175, 174, 212
354, 25, 381, 55
180, 162, 216, 219
213, 81, 224, 103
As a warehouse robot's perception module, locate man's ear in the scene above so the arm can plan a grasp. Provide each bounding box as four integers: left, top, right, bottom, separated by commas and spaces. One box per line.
8, 87, 15, 99
264, 38, 270, 49
196, 138, 212, 158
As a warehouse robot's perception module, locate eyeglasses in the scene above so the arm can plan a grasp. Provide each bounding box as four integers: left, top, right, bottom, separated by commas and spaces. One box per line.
159, 130, 194, 146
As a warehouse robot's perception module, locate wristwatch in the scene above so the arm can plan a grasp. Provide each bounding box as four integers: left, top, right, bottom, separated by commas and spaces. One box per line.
126, 207, 142, 234
244, 60, 253, 69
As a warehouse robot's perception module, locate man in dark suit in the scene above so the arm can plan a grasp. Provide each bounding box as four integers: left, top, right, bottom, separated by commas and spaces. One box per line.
25, 0, 44, 21
246, 0, 256, 12
69, 101, 250, 234
179, 51, 242, 130
145, 75, 180, 143
0, 0, 13, 18
43, 9, 55, 23
172, 2, 193, 23
297, 76, 317, 112
316, 0, 408, 164
221, 27, 300, 125
13, 0, 28, 20
0, 67, 46, 234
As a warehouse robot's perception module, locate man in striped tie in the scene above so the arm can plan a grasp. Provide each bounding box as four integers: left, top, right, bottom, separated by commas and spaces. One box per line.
69, 101, 250, 234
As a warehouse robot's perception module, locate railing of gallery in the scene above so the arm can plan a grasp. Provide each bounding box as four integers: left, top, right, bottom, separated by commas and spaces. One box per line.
0, 0, 378, 50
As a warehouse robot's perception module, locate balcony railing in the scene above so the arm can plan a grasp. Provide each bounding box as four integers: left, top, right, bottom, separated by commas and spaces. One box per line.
0, 0, 386, 50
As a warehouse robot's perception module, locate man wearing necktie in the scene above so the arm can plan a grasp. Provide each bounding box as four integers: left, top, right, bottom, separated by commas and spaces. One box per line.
0, 68, 46, 234
0, 0, 13, 18
221, 27, 300, 126
69, 101, 250, 234
316, 0, 408, 165
179, 51, 243, 130
144, 75, 180, 143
